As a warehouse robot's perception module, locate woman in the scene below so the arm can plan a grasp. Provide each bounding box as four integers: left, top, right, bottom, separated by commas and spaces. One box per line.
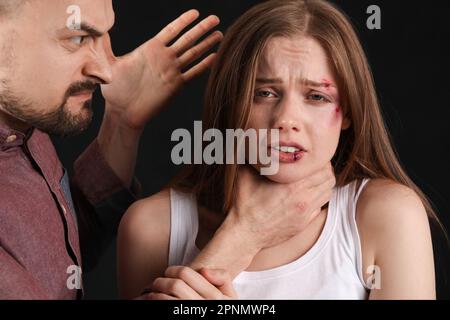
118, 0, 444, 299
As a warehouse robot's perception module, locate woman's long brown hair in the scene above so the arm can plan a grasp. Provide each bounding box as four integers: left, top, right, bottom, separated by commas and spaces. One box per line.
170, 0, 449, 288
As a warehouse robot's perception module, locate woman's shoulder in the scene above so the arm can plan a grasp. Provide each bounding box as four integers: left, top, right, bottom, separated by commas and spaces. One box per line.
355, 179, 435, 298
117, 189, 172, 299
356, 178, 427, 227
118, 188, 172, 262
355, 178, 431, 272
119, 188, 171, 240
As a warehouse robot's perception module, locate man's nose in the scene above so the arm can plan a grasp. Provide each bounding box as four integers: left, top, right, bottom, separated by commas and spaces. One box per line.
83, 37, 114, 84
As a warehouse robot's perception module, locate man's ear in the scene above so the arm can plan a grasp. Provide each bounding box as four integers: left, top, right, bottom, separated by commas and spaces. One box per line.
341, 116, 351, 130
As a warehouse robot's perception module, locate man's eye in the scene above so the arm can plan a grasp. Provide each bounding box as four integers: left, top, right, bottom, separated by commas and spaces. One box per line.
70, 36, 87, 46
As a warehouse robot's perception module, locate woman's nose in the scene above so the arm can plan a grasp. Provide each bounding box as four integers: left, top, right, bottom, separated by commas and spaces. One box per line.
273, 97, 301, 132
274, 119, 300, 132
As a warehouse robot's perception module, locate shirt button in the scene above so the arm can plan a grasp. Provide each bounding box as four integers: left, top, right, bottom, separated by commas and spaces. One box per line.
6, 135, 17, 143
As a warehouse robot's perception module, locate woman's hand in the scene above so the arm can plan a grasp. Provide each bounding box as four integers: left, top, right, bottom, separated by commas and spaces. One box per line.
141, 266, 237, 300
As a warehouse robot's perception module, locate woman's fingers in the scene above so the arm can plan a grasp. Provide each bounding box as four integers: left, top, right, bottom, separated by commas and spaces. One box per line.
151, 276, 204, 300
155, 9, 200, 45
178, 31, 223, 69
147, 292, 178, 300
172, 15, 221, 55
164, 266, 224, 299
200, 268, 238, 299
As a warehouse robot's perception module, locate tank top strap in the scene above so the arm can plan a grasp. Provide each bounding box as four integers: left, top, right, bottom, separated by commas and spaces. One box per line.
168, 188, 199, 266
344, 178, 371, 290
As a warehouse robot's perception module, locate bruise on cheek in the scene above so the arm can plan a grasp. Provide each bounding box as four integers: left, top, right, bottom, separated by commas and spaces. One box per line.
335, 105, 341, 114
319, 78, 342, 126
328, 103, 343, 127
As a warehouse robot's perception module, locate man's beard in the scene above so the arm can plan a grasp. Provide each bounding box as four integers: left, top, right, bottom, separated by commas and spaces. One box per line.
0, 81, 98, 137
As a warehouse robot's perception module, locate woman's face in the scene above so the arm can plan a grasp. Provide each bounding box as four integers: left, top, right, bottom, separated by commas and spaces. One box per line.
248, 36, 349, 184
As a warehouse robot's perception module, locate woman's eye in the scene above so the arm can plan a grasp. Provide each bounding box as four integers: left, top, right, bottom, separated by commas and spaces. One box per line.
255, 90, 276, 98
307, 93, 331, 103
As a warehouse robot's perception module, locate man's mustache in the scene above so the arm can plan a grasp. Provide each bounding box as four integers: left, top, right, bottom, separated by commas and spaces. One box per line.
66, 81, 99, 98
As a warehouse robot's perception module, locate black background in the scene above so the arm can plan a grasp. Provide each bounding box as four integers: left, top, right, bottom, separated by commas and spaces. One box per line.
52, 0, 450, 299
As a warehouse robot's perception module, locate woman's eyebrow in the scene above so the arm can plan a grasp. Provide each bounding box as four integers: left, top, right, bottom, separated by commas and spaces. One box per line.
303, 79, 336, 88
255, 77, 283, 84
255, 77, 336, 88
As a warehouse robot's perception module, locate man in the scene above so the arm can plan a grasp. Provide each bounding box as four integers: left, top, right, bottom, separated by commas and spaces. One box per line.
0, 0, 334, 299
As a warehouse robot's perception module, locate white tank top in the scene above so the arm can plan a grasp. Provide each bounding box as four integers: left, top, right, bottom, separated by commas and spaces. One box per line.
168, 179, 371, 299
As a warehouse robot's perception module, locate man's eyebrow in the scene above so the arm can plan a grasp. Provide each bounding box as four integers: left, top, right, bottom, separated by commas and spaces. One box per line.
77, 22, 104, 37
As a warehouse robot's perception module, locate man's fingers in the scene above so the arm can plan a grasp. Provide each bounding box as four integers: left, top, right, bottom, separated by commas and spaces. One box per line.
171, 15, 221, 55
182, 53, 217, 82
178, 31, 223, 69
293, 162, 335, 189
236, 165, 266, 195
155, 9, 200, 45
308, 179, 334, 212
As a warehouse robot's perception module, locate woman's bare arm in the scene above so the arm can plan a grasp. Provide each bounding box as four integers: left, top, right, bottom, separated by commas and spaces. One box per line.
117, 189, 171, 299
357, 179, 436, 299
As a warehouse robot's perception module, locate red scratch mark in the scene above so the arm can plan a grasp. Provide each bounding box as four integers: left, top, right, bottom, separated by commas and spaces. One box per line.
322, 78, 333, 88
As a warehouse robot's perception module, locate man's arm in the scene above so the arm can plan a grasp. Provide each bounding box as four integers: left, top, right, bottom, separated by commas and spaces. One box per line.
71, 138, 140, 271
144, 165, 335, 299
0, 246, 48, 299
70, 11, 222, 270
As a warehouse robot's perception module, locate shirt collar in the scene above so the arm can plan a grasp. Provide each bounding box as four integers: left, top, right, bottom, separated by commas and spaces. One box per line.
0, 122, 34, 151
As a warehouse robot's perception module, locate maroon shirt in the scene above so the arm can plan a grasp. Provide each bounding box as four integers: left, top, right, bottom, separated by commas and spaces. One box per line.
0, 124, 138, 299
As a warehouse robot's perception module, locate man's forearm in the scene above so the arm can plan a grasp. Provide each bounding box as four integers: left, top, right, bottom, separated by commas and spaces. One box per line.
97, 107, 143, 188
189, 213, 260, 279
0, 246, 49, 299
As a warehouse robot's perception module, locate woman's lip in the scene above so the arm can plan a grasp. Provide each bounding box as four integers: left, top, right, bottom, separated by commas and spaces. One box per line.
269, 142, 307, 152
268, 147, 306, 163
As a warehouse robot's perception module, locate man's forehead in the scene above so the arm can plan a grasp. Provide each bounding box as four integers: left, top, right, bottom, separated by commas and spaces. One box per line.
50, 0, 115, 31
